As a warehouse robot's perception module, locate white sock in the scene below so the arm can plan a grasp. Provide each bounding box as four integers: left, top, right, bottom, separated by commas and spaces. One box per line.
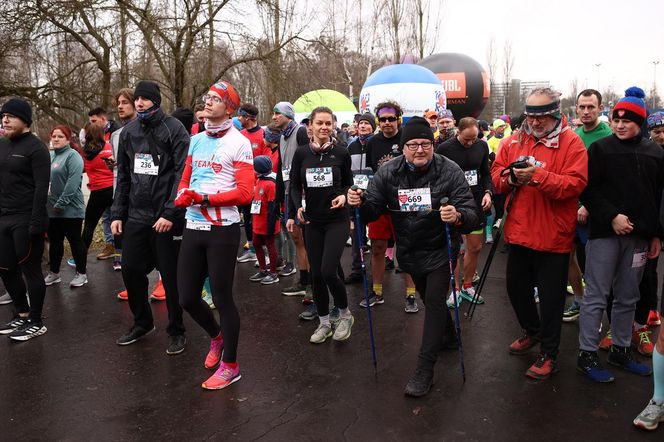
340, 307, 351, 319
319, 315, 330, 327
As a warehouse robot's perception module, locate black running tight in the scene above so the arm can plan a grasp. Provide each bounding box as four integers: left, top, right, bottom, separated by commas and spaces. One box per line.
178, 224, 241, 362
49, 217, 87, 274
82, 186, 113, 249
304, 220, 349, 317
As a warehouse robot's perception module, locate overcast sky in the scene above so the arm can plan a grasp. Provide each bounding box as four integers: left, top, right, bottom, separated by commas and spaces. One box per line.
434, 0, 662, 97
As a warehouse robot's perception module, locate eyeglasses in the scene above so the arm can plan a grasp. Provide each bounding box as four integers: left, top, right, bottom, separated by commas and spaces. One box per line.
525, 115, 552, 123
404, 141, 433, 151
378, 116, 398, 123
201, 94, 223, 104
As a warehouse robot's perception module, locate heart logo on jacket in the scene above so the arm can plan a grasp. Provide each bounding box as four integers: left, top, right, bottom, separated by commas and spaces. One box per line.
398, 194, 408, 204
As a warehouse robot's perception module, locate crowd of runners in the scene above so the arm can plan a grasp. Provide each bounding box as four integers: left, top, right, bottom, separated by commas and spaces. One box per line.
0, 79, 663, 431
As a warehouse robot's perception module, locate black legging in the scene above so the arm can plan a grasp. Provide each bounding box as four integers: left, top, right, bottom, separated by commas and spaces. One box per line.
239, 205, 252, 243
304, 220, 349, 317
82, 186, 114, 249
49, 217, 87, 274
0, 214, 46, 321
178, 224, 241, 362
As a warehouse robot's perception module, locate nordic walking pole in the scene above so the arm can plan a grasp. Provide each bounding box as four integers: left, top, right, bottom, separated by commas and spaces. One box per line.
351, 185, 378, 375
440, 197, 466, 383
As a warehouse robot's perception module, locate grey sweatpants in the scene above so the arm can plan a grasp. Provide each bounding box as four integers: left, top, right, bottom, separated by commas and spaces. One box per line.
579, 235, 648, 351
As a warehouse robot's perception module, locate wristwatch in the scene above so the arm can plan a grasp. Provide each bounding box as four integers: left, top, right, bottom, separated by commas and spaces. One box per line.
202, 194, 210, 207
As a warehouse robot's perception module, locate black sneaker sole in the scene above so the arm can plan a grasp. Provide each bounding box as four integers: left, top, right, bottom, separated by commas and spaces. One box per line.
9, 326, 47, 341
116, 326, 156, 346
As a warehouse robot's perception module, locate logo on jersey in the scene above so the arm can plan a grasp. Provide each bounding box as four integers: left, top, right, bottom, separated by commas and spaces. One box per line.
398, 193, 408, 204
211, 162, 223, 173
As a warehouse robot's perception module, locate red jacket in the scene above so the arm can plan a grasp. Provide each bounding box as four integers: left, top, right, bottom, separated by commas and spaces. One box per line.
83, 143, 114, 191
490, 117, 588, 253
251, 176, 280, 236
241, 126, 268, 158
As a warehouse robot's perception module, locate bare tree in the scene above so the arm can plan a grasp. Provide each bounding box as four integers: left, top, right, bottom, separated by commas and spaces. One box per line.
502, 39, 515, 114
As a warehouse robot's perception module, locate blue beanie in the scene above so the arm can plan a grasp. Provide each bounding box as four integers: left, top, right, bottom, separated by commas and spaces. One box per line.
612, 87, 647, 126
254, 155, 273, 175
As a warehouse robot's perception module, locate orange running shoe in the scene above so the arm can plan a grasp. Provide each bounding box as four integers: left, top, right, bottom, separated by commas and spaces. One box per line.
632, 326, 654, 357
647, 310, 661, 327
599, 329, 613, 351
205, 335, 224, 369
202, 362, 241, 390
117, 289, 128, 301
526, 354, 558, 380
149, 280, 166, 301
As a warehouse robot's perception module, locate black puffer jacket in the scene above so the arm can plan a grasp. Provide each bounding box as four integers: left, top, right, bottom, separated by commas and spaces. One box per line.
359, 153, 478, 277
111, 108, 189, 225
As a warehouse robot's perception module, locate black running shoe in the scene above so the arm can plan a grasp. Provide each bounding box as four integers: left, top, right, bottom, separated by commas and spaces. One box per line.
166, 335, 186, 355
116, 325, 156, 346
0, 316, 28, 335
8, 319, 47, 341
404, 369, 434, 397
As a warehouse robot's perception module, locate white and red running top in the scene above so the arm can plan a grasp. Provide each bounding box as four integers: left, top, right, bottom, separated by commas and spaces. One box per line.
178, 126, 254, 226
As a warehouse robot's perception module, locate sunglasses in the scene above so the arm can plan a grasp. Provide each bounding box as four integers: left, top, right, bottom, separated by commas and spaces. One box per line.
378, 116, 398, 123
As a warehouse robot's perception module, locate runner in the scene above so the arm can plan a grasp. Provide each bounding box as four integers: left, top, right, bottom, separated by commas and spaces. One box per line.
436, 117, 492, 307
347, 116, 478, 396
44, 125, 88, 288
288, 106, 354, 343
175, 80, 252, 390
0, 98, 50, 340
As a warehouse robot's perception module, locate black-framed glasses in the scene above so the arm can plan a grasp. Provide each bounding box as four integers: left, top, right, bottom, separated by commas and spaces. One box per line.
378, 116, 398, 123
404, 141, 433, 151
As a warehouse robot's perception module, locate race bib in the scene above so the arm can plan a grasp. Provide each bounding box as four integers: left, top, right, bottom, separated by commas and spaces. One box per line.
306, 167, 333, 188
354, 174, 371, 190
398, 188, 432, 212
186, 220, 211, 231
250, 200, 262, 214
464, 170, 478, 186
134, 153, 159, 176
632, 250, 647, 268
282, 166, 290, 181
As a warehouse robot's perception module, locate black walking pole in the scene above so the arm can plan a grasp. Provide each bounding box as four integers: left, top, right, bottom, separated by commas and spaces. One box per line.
440, 197, 466, 383
350, 185, 378, 375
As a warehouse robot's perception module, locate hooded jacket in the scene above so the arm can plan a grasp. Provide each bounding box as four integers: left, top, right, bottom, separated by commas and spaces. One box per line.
110, 108, 189, 225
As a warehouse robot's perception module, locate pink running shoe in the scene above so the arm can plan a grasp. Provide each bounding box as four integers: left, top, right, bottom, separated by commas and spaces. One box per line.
204, 335, 224, 369
202, 362, 241, 390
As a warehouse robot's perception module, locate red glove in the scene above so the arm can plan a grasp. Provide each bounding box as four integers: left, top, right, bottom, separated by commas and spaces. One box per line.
175, 188, 195, 207
184, 189, 204, 205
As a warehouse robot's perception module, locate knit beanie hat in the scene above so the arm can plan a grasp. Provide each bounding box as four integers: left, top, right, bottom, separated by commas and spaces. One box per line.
254, 155, 273, 175
613, 87, 647, 127
647, 111, 664, 130
134, 81, 161, 107
439, 109, 454, 120
171, 107, 194, 131
492, 119, 506, 130
209, 81, 241, 114
400, 116, 434, 147
1, 98, 33, 126
357, 113, 376, 131
273, 102, 295, 120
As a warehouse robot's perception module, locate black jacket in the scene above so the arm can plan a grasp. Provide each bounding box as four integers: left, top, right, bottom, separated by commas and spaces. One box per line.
111, 108, 190, 225
0, 132, 50, 234
359, 153, 479, 277
581, 134, 664, 240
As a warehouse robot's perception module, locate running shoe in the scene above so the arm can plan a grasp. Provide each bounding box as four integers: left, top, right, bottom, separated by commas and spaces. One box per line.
205, 335, 224, 369
359, 292, 384, 308
166, 335, 186, 355
282, 283, 306, 296
633, 400, 664, 431
299, 303, 318, 321
333, 315, 354, 341
344, 272, 363, 284
485, 230, 494, 244
446, 290, 462, 309
279, 262, 296, 277
562, 300, 581, 322
260, 273, 280, 285
44, 271, 61, 286
96, 244, 116, 260
509, 333, 539, 355
243, 241, 250, 250
0, 316, 28, 335
310, 324, 333, 343
345, 236, 352, 247
404, 369, 433, 397
533, 287, 539, 303
632, 326, 654, 357
249, 270, 269, 282
275, 258, 286, 271
459, 286, 484, 304
608, 345, 652, 376
599, 328, 613, 351
116, 325, 155, 346
648, 310, 662, 327
236, 250, 257, 263
113, 260, 122, 271
202, 289, 215, 309
149, 280, 166, 302
526, 354, 558, 380
117, 289, 128, 301
472, 272, 480, 284
0, 292, 12, 305
576, 350, 614, 383
66, 257, 76, 268
70, 273, 88, 288
405, 296, 419, 313
302, 286, 314, 305
8, 319, 47, 341
493, 218, 502, 229
202, 362, 241, 390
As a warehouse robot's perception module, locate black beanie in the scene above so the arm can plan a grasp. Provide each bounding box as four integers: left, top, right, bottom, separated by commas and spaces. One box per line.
1, 98, 33, 126
357, 113, 376, 131
171, 107, 194, 131
254, 155, 273, 175
400, 116, 434, 147
134, 80, 161, 107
